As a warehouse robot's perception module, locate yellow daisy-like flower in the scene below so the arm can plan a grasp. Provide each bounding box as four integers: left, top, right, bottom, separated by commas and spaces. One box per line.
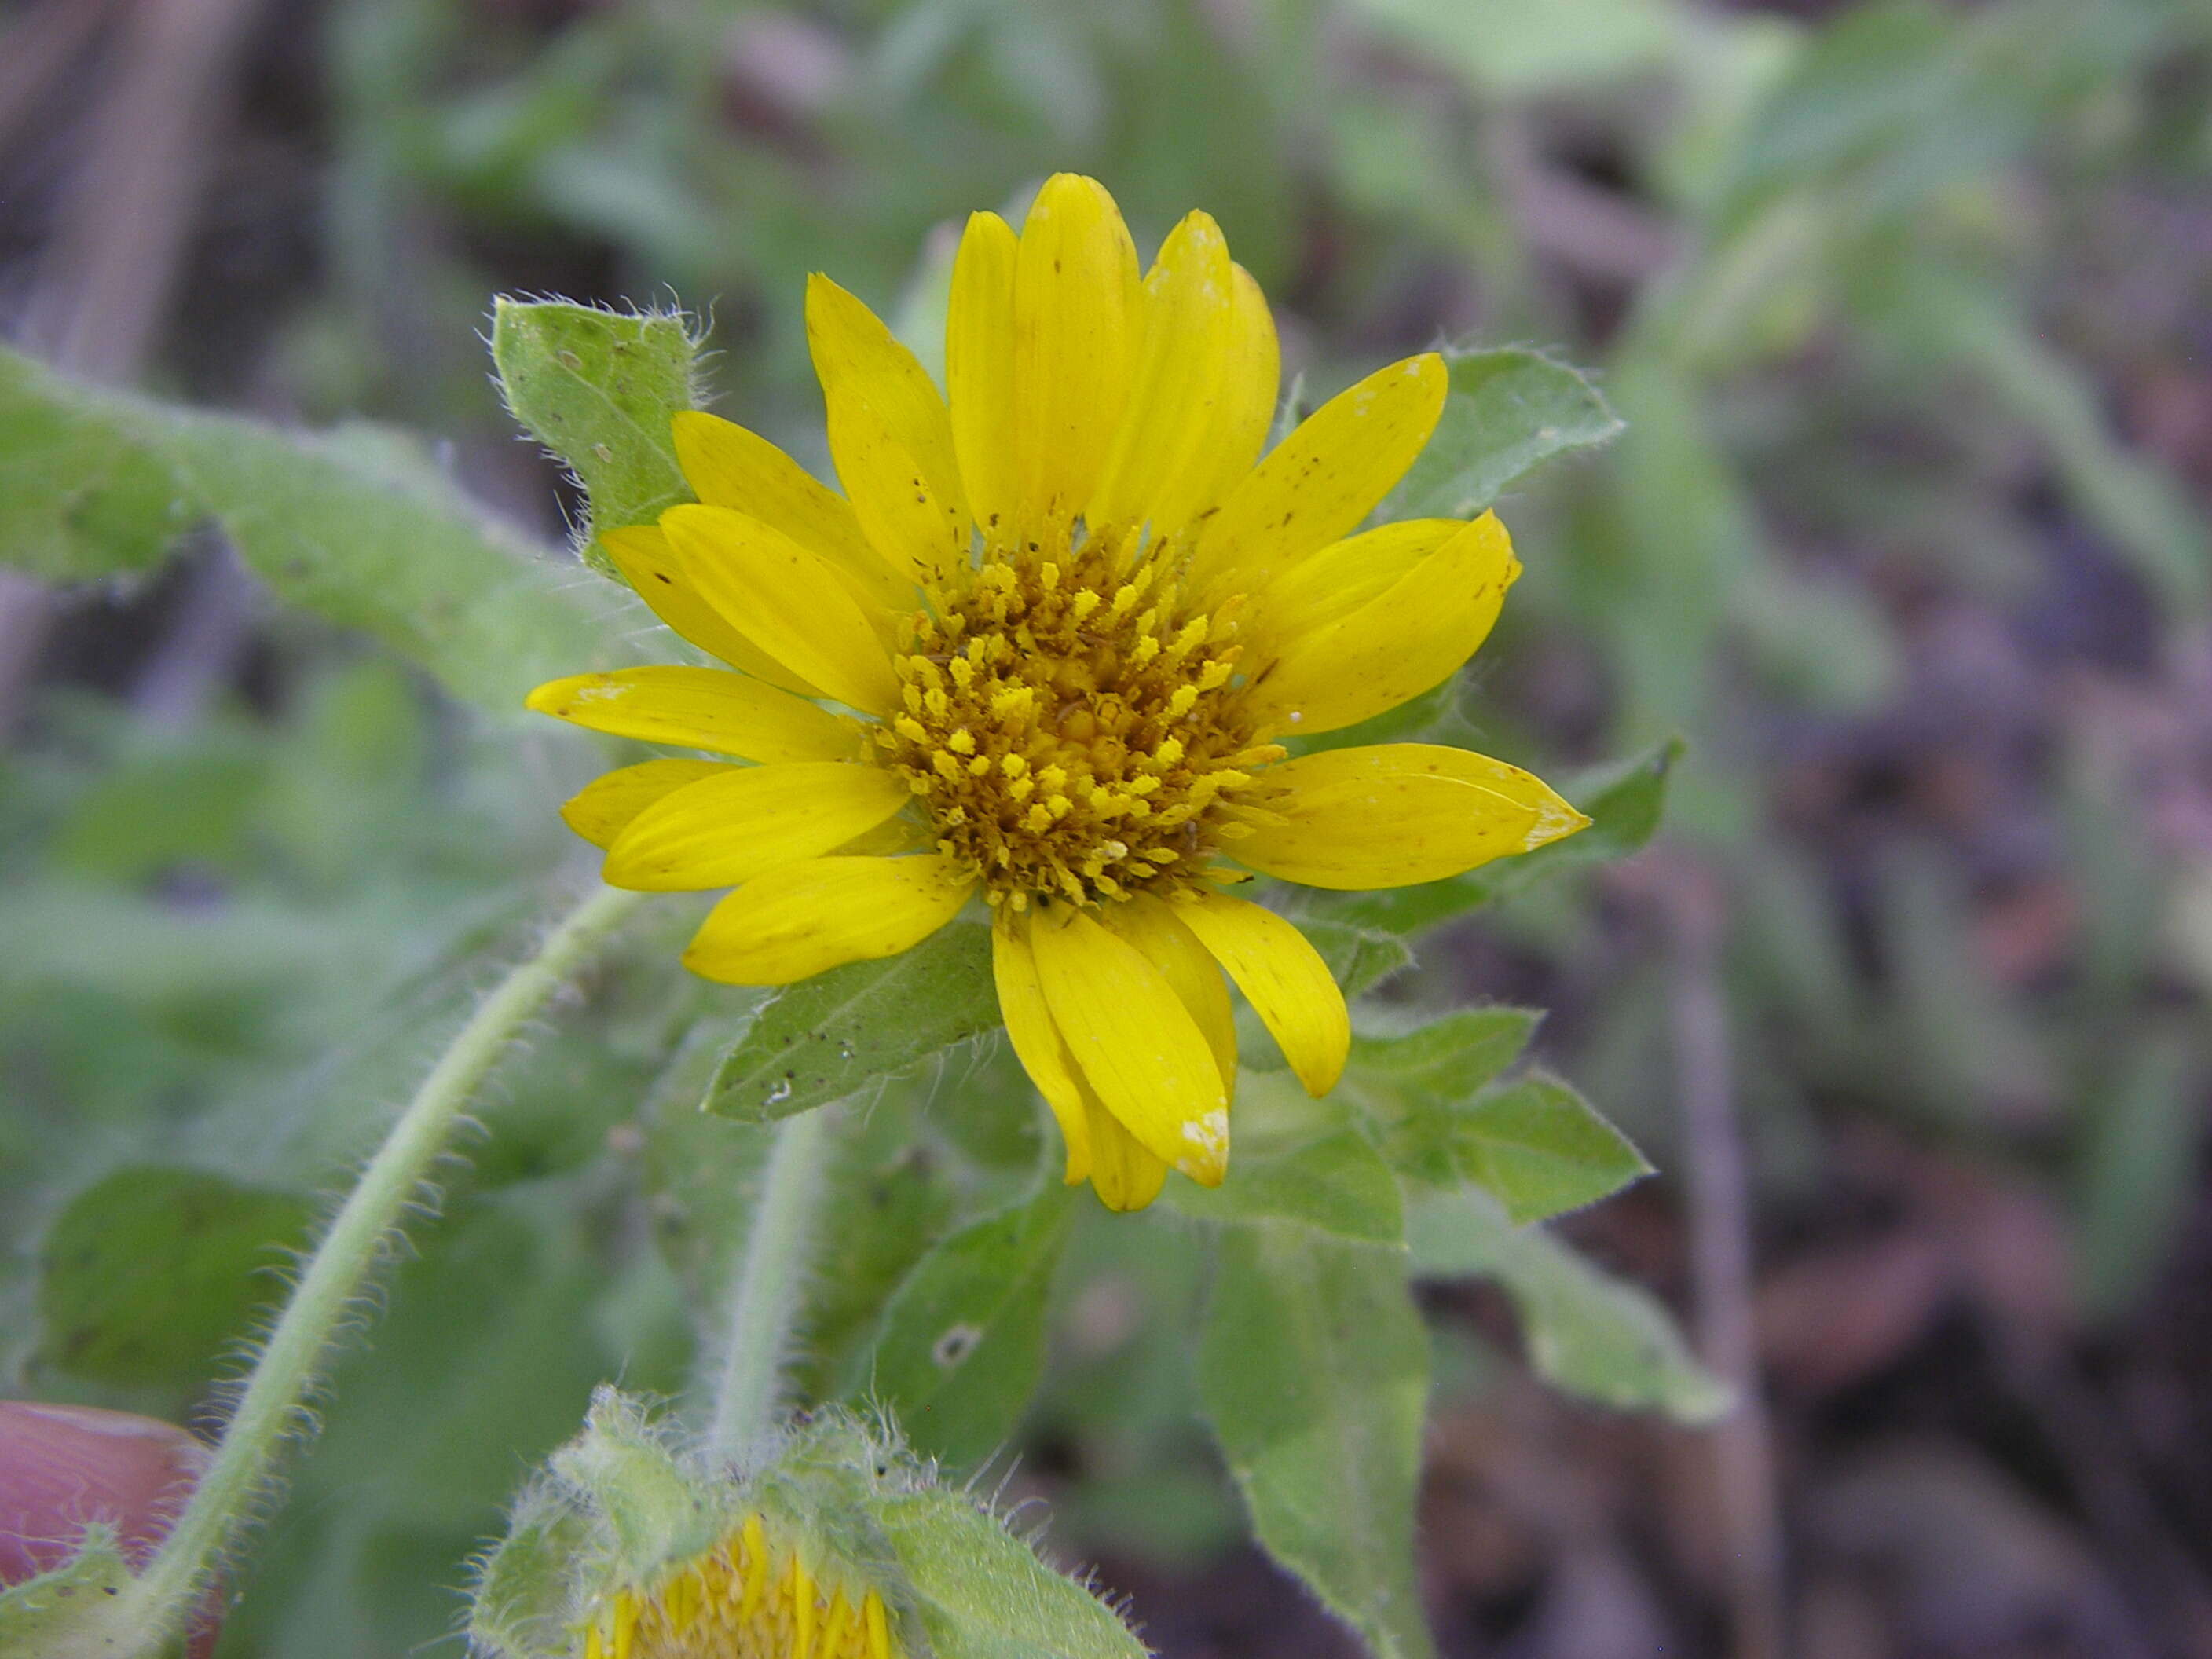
528, 174, 1587, 1211
582, 1511, 897, 1659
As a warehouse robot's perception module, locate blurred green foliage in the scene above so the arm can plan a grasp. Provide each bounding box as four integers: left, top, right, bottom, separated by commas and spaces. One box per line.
3, 0, 2210, 1654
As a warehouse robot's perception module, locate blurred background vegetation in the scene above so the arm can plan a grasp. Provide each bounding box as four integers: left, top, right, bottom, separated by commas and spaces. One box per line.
2, 0, 2210, 1654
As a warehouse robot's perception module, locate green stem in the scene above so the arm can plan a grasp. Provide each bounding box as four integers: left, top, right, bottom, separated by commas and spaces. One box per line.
120, 883, 646, 1654
705, 1105, 834, 1463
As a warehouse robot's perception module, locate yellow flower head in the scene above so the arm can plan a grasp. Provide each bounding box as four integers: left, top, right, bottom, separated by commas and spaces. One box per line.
528, 174, 1587, 1211
583, 1513, 895, 1659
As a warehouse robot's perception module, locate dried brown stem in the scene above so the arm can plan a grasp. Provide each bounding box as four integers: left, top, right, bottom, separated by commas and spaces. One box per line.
1661, 854, 1789, 1659
0, 0, 269, 731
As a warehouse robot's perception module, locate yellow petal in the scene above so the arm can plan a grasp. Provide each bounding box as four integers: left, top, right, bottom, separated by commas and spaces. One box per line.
834, 815, 929, 858
1027, 903, 1228, 1185
1101, 894, 1236, 1092
661, 504, 901, 716
1082, 1094, 1169, 1213
1086, 211, 1235, 533
792, 1560, 815, 1659
599, 526, 822, 697
992, 908, 1093, 1185
560, 758, 730, 848
682, 854, 974, 984
1146, 262, 1279, 540
947, 211, 1021, 545
1237, 744, 1588, 890
807, 274, 972, 583
1247, 517, 1463, 646
1246, 511, 1521, 736
670, 411, 917, 628
602, 760, 910, 891
524, 667, 861, 761
1172, 892, 1349, 1097
994, 913, 1172, 1210
1188, 352, 1448, 599
1012, 174, 1140, 533
826, 392, 971, 590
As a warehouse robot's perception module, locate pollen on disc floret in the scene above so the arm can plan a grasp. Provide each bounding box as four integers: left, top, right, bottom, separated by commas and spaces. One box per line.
878, 524, 1284, 909
582, 1511, 898, 1659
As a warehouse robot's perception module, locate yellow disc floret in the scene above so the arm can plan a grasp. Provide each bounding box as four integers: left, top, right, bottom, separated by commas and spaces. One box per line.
879, 525, 1284, 909
582, 1512, 898, 1659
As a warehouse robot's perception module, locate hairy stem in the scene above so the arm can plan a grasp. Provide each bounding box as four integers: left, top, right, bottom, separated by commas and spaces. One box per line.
119, 883, 645, 1655
705, 1105, 834, 1463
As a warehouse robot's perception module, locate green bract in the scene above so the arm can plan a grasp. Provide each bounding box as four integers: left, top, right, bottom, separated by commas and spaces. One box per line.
470, 1389, 1148, 1659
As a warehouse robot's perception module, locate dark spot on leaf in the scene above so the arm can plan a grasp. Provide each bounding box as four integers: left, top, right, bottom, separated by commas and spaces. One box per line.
932, 1323, 982, 1367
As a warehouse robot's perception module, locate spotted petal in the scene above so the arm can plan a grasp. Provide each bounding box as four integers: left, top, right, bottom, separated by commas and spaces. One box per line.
1245, 511, 1519, 736
1188, 353, 1447, 599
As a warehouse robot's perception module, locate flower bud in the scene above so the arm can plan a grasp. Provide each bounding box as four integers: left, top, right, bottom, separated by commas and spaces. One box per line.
471, 1388, 1145, 1659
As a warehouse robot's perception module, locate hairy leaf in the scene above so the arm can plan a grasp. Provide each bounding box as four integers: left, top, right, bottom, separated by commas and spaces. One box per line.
703, 922, 1002, 1121
489, 298, 699, 572
0, 1526, 142, 1658
0, 345, 643, 716
1407, 1190, 1728, 1421
858, 1183, 1075, 1469
869, 1485, 1150, 1659
1300, 917, 1416, 997
1390, 345, 1624, 519
1199, 1226, 1435, 1659
37, 1165, 313, 1393
1166, 1130, 1404, 1245
0, 354, 187, 581
1448, 1074, 1653, 1224
1353, 1006, 1542, 1099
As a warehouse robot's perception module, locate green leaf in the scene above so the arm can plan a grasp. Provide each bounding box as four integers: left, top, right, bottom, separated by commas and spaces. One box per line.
163, 417, 641, 712
1315, 737, 1683, 934
1299, 917, 1415, 997
1352, 0, 1682, 95
1388, 346, 1624, 520
548, 1388, 720, 1573
0, 1527, 150, 1659
1716, 0, 2153, 229
1448, 1074, 1653, 1224
1166, 1130, 1405, 1244
868, 1485, 1149, 1659
703, 921, 1002, 1122
1353, 1006, 1543, 1098
0, 357, 189, 581
1406, 1190, 1729, 1422
1199, 1227, 1435, 1659
2073, 1029, 2200, 1320
1908, 270, 2209, 613
858, 1183, 1075, 1470
468, 1485, 599, 1659
0, 345, 643, 716
1348, 1016, 1648, 1219
795, 1117, 964, 1401
489, 298, 700, 573
37, 1165, 313, 1392
639, 1026, 976, 1406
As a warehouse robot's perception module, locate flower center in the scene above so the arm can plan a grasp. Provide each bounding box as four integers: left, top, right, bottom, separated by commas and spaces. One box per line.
587, 1514, 895, 1659
878, 529, 1281, 907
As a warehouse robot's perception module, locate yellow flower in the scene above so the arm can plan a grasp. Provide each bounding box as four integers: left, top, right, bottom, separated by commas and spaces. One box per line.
581, 1511, 896, 1659
528, 174, 1587, 1211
